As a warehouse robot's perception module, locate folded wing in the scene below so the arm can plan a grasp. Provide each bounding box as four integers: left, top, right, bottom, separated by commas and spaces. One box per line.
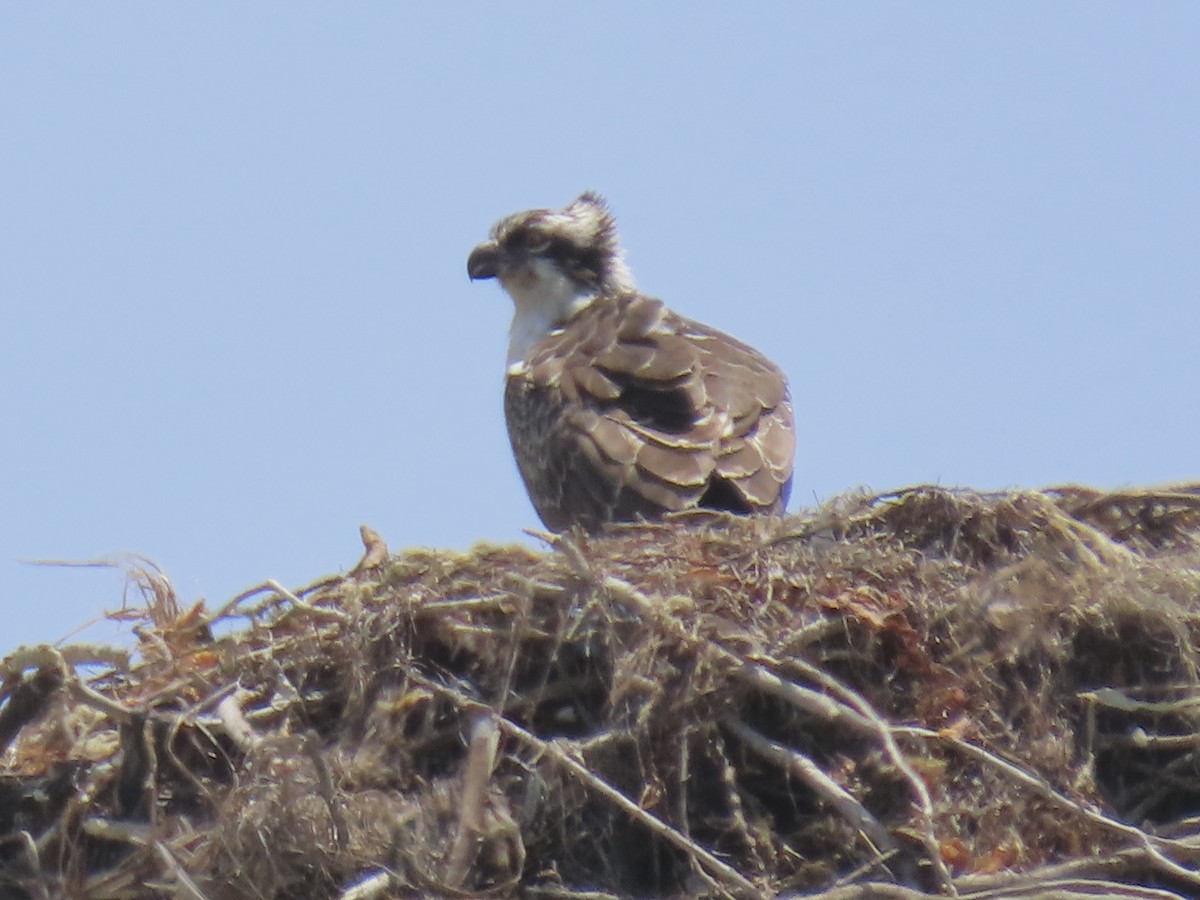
505, 293, 794, 531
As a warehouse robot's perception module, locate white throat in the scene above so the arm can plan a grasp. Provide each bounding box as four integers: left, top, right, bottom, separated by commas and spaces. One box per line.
503, 257, 596, 366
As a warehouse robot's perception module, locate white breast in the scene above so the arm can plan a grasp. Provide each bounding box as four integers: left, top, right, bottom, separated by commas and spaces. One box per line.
503, 258, 596, 365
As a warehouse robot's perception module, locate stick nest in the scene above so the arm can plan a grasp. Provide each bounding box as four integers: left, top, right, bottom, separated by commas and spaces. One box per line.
4, 484, 1200, 899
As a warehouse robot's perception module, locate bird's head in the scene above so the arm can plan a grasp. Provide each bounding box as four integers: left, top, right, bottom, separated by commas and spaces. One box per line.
469, 191, 635, 317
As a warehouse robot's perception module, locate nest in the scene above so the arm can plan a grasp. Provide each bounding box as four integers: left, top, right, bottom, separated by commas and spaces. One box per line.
4, 484, 1200, 899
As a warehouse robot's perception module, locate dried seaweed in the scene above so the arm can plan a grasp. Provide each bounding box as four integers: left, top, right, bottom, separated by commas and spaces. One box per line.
3, 485, 1200, 898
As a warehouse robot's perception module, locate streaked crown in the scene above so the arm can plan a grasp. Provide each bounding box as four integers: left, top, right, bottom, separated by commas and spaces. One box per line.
467, 192, 635, 295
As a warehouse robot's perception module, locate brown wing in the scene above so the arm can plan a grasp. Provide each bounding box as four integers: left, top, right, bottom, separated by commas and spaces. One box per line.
505, 292, 794, 531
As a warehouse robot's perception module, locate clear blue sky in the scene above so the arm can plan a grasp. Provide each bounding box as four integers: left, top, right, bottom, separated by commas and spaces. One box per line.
2, 5, 1198, 651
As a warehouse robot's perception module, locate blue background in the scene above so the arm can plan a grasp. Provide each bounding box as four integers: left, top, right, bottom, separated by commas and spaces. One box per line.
2, 4, 1197, 650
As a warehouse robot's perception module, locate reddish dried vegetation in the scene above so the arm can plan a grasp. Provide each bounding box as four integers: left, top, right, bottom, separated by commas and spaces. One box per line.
3, 485, 1200, 898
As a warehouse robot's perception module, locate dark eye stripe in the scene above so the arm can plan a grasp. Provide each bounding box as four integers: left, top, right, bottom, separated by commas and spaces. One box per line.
499, 227, 607, 288
547, 239, 605, 286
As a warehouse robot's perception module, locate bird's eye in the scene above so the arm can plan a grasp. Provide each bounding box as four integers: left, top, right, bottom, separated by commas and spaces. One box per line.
505, 226, 551, 256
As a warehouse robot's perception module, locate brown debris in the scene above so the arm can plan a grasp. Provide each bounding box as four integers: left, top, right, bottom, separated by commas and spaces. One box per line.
350, 526, 390, 576
4, 485, 1200, 898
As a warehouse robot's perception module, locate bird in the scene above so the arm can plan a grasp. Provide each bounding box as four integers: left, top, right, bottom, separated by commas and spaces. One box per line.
467, 192, 795, 532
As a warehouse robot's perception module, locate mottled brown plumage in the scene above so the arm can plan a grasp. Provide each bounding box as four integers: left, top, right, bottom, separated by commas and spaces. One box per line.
469, 193, 794, 532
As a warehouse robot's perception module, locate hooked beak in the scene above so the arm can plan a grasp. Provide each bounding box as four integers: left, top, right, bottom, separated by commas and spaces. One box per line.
467, 241, 502, 280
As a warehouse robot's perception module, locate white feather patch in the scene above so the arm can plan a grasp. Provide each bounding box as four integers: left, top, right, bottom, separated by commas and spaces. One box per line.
503, 257, 596, 365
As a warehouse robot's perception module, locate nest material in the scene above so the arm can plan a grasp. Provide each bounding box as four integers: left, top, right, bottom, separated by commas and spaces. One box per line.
3, 485, 1200, 898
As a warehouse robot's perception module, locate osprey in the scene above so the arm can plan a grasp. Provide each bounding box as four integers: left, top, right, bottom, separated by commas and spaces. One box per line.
467, 192, 795, 532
